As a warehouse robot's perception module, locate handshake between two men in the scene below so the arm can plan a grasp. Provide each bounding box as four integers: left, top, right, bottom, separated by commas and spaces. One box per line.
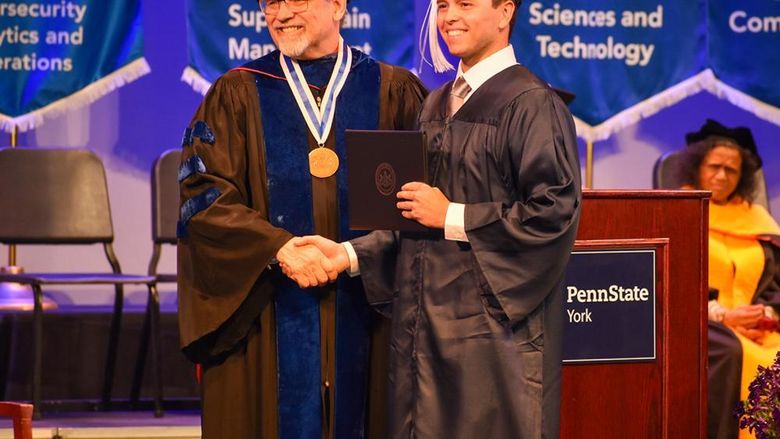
274, 182, 450, 288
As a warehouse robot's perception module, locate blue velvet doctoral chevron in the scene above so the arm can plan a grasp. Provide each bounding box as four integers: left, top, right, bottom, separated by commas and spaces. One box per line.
180, 187, 220, 225
178, 155, 206, 182
252, 49, 379, 439
181, 121, 216, 147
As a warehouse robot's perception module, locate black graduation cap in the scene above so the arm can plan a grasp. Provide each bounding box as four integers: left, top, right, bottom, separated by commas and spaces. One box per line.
685, 118, 761, 167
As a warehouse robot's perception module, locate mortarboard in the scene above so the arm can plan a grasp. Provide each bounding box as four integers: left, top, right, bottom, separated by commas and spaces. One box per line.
685, 118, 761, 167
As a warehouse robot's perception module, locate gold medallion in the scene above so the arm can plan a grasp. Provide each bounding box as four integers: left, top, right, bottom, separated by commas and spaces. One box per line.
309, 147, 339, 178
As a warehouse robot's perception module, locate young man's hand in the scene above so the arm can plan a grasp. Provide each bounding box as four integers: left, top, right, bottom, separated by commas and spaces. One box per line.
396, 182, 450, 229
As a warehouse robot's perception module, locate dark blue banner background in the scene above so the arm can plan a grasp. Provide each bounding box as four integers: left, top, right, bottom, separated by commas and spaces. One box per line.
708, 1, 780, 111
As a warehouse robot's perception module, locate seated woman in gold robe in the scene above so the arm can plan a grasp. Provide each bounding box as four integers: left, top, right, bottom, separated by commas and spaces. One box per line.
676, 119, 780, 439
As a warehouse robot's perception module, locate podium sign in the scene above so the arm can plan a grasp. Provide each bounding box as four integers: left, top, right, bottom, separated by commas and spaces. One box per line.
563, 249, 656, 363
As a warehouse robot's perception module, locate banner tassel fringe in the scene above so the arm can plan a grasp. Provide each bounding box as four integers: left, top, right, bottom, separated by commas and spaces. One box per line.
574, 69, 780, 142
0, 58, 151, 134
181, 66, 213, 96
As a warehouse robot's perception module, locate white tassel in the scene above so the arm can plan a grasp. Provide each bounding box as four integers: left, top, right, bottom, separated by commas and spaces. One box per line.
418, 0, 453, 73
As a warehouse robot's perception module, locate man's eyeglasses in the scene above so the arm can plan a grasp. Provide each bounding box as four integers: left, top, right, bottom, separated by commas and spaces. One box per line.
259, 0, 309, 15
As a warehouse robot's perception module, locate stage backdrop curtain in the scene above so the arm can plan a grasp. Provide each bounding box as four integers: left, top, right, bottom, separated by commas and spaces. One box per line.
0, 0, 149, 133
182, 0, 415, 95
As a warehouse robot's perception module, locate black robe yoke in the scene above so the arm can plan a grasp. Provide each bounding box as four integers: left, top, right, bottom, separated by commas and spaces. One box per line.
352, 65, 581, 439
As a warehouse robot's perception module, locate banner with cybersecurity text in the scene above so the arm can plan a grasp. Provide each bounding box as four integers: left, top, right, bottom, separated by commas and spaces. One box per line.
511, 0, 707, 141
0, 0, 149, 133
182, 0, 415, 95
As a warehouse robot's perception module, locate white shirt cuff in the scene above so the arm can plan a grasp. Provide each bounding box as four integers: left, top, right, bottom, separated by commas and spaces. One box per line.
342, 242, 360, 277
444, 202, 468, 242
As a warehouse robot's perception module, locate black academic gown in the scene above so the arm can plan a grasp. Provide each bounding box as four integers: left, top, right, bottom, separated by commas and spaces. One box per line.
352, 65, 581, 439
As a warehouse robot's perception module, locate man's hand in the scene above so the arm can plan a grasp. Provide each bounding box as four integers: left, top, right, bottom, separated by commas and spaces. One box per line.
396, 182, 449, 229
276, 237, 337, 288
295, 235, 350, 275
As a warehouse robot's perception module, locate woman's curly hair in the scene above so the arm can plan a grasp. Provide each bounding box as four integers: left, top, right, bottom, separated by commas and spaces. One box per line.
674, 136, 761, 203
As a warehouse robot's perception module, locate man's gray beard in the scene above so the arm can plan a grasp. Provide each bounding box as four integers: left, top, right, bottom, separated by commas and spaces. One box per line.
276, 36, 311, 59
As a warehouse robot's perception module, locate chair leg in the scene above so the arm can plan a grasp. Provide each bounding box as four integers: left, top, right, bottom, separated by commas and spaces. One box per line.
101, 284, 124, 410
31, 285, 43, 420
149, 284, 164, 417
129, 296, 151, 407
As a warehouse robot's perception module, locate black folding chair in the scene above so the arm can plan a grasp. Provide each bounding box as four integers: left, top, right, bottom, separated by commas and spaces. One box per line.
0, 147, 155, 419
129, 149, 181, 417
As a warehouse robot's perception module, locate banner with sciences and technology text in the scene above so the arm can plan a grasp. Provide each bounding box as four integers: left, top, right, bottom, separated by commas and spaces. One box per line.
511, 0, 708, 141
182, 0, 415, 95
0, 0, 149, 133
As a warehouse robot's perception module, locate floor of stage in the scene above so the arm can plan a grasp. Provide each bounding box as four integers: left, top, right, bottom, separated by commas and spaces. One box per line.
0, 410, 201, 439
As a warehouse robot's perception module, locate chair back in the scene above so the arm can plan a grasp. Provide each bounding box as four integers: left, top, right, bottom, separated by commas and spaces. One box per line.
151, 149, 181, 244
653, 150, 771, 212
0, 147, 114, 244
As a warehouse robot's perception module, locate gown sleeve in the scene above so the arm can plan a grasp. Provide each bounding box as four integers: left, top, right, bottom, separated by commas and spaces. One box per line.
177, 71, 292, 356
755, 238, 780, 313
351, 64, 428, 315
465, 88, 582, 326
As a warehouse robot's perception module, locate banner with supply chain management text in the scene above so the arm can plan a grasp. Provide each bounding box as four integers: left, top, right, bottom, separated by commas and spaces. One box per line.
0, 0, 149, 133
182, 0, 415, 95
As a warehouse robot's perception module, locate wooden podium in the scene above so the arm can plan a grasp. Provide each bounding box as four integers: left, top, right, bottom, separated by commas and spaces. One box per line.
561, 190, 709, 438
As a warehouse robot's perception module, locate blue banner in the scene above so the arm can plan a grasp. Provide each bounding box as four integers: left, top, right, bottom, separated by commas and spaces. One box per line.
182, 1, 780, 137
563, 249, 657, 363
183, 0, 414, 94
511, 1, 707, 141
0, 0, 149, 133
707, 0, 780, 125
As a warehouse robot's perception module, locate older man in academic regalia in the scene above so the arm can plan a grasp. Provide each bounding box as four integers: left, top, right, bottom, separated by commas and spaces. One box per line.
176, 0, 426, 438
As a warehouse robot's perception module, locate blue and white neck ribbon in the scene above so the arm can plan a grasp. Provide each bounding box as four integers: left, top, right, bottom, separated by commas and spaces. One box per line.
280, 37, 353, 146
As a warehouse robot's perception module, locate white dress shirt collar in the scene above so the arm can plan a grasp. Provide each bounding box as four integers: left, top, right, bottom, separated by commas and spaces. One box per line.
457, 45, 518, 101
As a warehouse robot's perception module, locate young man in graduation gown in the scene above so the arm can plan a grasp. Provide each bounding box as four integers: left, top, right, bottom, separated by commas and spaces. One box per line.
176, 0, 427, 437
302, 0, 581, 437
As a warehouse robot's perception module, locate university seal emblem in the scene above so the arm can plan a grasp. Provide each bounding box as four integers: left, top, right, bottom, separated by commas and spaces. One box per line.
375, 162, 395, 196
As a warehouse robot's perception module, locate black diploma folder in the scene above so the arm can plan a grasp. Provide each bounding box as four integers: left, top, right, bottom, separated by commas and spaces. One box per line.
345, 130, 428, 231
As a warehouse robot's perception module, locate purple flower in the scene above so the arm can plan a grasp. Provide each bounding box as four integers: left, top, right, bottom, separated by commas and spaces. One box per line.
735, 350, 780, 438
